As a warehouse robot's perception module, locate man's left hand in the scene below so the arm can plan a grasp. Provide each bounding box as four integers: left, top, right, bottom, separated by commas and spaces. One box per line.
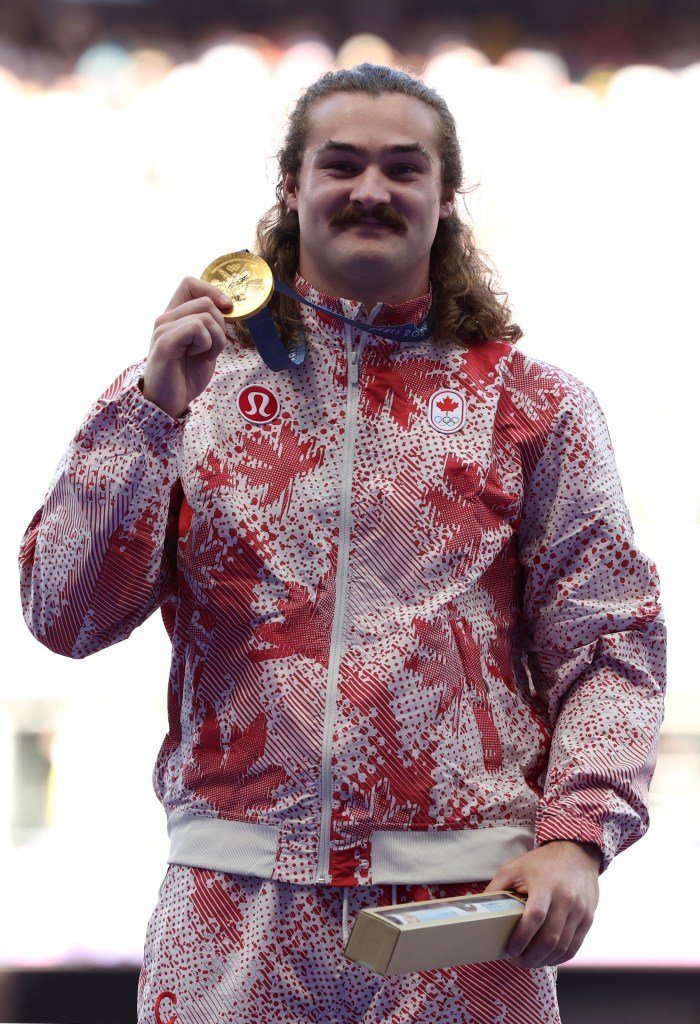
484, 840, 602, 968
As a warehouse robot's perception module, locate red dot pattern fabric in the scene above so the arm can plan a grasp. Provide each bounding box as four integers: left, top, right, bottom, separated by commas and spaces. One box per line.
20, 287, 665, 891
138, 865, 561, 1024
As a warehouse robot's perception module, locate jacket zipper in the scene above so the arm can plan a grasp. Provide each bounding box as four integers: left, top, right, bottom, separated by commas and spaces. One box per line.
316, 329, 362, 884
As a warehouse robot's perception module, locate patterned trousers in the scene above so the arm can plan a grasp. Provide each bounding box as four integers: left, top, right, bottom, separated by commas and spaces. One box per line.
138, 866, 560, 1024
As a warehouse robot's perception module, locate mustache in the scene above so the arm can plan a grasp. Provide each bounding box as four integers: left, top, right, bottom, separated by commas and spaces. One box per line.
329, 205, 408, 231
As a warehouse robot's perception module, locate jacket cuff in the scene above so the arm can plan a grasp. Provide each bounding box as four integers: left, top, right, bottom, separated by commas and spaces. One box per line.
535, 812, 611, 871
115, 377, 188, 453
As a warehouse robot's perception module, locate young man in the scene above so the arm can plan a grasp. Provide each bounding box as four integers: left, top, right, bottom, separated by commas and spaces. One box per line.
20, 65, 665, 1023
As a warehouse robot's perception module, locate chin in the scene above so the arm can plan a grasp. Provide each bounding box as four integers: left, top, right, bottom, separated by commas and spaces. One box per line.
335, 240, 402, 268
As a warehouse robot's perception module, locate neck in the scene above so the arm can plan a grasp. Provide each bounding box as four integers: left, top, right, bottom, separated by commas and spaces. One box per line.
297, 259, 430, 310
308, 279, 428, 311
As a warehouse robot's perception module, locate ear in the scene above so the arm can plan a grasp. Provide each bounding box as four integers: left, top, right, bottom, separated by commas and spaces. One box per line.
283, 171, 299, 211
439, 189, 455, 219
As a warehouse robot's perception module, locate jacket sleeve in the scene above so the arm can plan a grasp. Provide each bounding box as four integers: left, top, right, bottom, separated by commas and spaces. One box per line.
518, 375, 666, 870
19, 363, 186, 659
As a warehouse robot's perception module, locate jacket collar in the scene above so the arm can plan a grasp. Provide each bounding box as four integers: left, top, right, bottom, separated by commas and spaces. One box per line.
294, 274, 432, 337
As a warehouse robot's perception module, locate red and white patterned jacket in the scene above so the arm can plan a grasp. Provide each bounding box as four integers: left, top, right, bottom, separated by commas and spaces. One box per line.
20, 282, 666, 887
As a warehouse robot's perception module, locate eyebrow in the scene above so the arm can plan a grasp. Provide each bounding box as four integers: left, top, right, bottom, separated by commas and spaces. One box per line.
314, 140, 433, 162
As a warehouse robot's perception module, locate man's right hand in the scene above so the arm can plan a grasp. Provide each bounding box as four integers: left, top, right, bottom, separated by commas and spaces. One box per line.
142, 277, 233, 419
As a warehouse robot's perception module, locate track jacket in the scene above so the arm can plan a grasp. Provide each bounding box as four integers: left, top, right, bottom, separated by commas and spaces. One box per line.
20, 281, 666, 887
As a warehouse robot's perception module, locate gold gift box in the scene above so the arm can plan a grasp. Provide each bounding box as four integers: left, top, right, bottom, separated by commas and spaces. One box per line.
344, 890, 526, 976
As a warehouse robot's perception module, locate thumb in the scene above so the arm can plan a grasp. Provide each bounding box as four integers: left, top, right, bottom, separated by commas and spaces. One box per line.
484, 870, 510, 894
484, 860, 527, 896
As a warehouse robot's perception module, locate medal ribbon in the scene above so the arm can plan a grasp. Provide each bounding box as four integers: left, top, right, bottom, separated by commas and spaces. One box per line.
274, 279, 435, 342
245, 278, 434, 372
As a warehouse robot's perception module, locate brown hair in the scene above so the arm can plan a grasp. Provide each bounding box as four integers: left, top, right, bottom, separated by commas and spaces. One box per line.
253, 63, 522, 346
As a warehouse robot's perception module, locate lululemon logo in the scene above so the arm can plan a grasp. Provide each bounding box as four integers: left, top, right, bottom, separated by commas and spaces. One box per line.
428, 388, 466, 434
237, 384, 280, 424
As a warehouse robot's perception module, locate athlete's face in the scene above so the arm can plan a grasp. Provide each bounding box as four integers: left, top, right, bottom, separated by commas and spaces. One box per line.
283, 92, 455, 308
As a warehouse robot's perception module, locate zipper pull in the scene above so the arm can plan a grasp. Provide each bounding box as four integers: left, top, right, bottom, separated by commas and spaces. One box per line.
349, 344, 361, 386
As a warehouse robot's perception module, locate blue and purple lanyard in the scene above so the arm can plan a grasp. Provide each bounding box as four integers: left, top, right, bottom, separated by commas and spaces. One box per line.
248, 278, 434, 371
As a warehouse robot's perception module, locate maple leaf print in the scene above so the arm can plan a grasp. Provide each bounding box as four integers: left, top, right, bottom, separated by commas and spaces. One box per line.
406, 614, 504, 773
196, 450, 235, 492
182, 704, 287, 816
449, 617, 503, 771
361, 355, 448, 430
422, 452, 519, 558
332, 660, 440, 833
437, 395, 459, 412
237, 422, 325, 515
250, 559, 336, 669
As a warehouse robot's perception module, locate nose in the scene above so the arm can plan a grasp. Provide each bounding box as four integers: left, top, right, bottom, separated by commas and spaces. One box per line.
349, 166, 391, 209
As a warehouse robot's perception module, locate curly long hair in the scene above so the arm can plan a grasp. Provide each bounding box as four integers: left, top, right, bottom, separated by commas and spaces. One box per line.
253, 63, 522, 347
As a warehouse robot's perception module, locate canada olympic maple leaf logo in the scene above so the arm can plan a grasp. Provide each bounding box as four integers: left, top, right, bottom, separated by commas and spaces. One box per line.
428, 389, 466, 434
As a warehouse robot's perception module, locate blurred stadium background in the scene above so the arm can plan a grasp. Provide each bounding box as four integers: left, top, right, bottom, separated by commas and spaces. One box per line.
1, 0, 699, 1020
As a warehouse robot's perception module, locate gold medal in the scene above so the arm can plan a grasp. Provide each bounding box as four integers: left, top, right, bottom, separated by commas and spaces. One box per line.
201, 252, 274, 320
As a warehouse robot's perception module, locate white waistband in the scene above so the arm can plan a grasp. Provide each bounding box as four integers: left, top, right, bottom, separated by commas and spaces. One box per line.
166, 812, 535, 884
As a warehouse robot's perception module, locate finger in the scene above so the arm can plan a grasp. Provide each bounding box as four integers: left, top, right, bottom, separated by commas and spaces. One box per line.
152, 308, 228, 357
176, 313, 228, 356
483, 865, 520, 894
157, 296, 230, 330
152, 313, 227, 360
543, 898, 595, 967
511, 898, 592, 969
199, 317, 229, 362
164, 276, 233, 314
505, 897, 550, 960
482, 876, 504, 894
551, 915, 593, 966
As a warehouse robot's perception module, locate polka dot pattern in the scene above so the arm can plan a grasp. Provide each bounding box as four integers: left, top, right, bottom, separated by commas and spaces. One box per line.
20, 293, 665, 890
138, 865, 561, 1024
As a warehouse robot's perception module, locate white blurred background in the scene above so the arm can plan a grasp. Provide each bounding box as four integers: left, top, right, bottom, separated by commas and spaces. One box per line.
1, 1, 699, 972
